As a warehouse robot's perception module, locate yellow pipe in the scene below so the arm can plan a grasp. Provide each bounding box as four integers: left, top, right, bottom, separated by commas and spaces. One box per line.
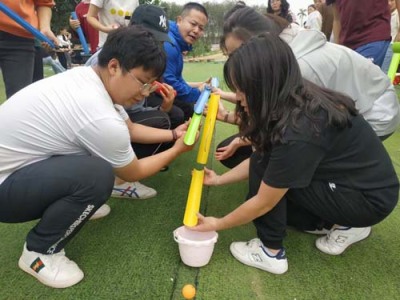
197, 94, 220, 165
183, 169, 205, 227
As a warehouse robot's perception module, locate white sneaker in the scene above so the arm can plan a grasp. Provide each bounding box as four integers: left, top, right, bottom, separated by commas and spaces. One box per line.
230, 238, 288, 275
315, 226, 371, 255
111, 181, 157, 199
18, 243, 84, 288
89, 204, 111, 220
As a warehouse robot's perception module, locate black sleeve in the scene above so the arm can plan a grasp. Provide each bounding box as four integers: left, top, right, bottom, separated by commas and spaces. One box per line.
263, 141, 325, 188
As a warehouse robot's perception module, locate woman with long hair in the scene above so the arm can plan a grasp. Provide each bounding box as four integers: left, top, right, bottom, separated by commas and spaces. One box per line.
190, 34, 399, 275
266, 0, 296, 23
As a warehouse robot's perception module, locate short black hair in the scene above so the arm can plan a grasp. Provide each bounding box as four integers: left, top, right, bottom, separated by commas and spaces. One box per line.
181, 2, 208, 19
98, 26, 166, 78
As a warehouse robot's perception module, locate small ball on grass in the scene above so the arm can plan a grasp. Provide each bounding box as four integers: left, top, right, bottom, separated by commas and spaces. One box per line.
182, 284, 196, 299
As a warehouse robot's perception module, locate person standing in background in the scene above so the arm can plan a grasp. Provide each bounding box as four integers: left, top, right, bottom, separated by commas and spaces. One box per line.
305, 4, 322, 30
87, 0, 139, 48
314, 0, 333, 41
267, 0, 297, 23
0, 0, 58, 99
327, 0, 400, 68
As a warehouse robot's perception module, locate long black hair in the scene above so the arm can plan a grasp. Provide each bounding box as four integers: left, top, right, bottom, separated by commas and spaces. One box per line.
267, 0, 293, 23
224, 34, 357, 152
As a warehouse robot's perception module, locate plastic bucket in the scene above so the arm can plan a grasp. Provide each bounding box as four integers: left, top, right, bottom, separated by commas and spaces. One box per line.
173, 226, 218, 267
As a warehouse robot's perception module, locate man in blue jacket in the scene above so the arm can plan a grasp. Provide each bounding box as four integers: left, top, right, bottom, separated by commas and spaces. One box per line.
161, 2, 209, 120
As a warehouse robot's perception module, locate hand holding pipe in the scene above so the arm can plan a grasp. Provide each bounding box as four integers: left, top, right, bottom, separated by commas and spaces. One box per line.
70, 12, 90, 55
388, 42, 400, 83
0, 2, 55, 48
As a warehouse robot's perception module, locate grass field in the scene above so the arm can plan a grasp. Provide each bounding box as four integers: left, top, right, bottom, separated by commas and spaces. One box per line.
0, 63, 399, 299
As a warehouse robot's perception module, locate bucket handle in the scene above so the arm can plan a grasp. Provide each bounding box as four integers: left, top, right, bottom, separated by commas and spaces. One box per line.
173, 229, 218, 246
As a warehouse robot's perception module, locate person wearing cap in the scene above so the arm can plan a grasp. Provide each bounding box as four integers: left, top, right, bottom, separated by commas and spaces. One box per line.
0, 26, 195, 288
86, 4, 185, 200
153, 2, 210, 120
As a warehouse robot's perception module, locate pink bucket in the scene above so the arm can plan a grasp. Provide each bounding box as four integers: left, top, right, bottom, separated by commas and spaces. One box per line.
173, 226, 218, 267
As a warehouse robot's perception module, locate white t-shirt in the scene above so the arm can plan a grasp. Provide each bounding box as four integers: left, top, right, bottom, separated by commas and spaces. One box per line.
90, 0, 139, 47
390, 10, 400, 42
305, 11, 322, 31
0, 67, 135, 185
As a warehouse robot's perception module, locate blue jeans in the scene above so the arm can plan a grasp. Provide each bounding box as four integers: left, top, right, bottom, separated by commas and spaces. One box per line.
355, 40, 391, 69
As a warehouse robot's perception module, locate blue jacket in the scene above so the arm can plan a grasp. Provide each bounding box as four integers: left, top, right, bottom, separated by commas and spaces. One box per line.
163, 21, 201, 103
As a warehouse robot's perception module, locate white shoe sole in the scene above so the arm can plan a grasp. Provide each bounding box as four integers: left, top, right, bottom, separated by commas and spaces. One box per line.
316, 227, 371, 255
18, 258, 84, 288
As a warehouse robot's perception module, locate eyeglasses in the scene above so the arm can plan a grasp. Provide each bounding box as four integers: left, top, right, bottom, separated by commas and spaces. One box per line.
127, 71, 158, 94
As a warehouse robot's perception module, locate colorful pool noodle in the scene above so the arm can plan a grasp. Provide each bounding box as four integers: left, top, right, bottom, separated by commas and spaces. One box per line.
183, 169, 205, 227
184, 86, 212, 145
388, 42, 400, 83
0, 2, 55, 48
197, 94, 220, 164
71, 12, 90, 55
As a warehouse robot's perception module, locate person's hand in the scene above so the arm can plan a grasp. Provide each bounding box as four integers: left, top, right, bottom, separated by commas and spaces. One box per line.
203, 167, 220, 186
215, 137, 241, 161
188, 213, 221, 232
174, 120, 189, 139
40, 28, 59, 50
157, 83, 176, 112
198, 77, 212, 92
216, 101, 229, 121
172, 120, 199, 154
69, 18, 80, 30
104, 23, 120, 33
211, 87, 222, 95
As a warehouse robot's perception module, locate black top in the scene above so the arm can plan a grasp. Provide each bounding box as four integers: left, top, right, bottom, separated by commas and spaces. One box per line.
259, 113, 398, 192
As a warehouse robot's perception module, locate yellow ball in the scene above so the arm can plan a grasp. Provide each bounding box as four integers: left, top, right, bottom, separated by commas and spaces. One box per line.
182, 284, 196, 299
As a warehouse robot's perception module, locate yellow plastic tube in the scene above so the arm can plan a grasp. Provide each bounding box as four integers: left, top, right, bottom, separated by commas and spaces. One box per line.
183, 169, 205, 227
197, 94, 220, 165
388, 42, 400, 83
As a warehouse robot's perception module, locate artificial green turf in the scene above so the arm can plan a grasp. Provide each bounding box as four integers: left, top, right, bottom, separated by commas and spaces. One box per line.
0, 63, 399, 299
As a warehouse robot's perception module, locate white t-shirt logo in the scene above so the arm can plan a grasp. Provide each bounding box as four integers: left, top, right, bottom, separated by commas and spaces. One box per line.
159, 15, 167, 30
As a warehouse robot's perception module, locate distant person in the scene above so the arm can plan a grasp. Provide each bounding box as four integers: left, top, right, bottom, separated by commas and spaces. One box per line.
305, 4, 322, 30
0, 0, 58, 99
87, 0, 139, 48
0, 26, 194, 289
267, 0, 297, 23
314, 0, 333, 41
190, 34, 399, 275
69, 0, 100, 54
155, 2, 210, 120
327, 0, 400, 68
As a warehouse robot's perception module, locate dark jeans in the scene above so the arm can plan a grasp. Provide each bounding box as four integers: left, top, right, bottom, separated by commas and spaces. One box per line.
0, 31, 35, 99
0, 156, 114, 254
248, 152, 398, 249
217, 133, 253, 169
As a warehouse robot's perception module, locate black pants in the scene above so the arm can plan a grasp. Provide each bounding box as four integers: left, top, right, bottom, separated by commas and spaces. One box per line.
146, 94, 192, 122
128, 109, 175, 158
0, 156, 114, 254
217, 133, 253, 169
248, 152, 398, 249
0, 31, 35, 99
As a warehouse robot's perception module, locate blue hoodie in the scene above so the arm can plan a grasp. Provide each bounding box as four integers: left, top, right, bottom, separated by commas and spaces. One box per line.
163, 21, 201, 103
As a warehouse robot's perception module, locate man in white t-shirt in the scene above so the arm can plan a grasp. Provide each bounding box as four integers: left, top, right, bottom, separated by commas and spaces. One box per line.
87, 0, 139, 47
0, 26, 194, 289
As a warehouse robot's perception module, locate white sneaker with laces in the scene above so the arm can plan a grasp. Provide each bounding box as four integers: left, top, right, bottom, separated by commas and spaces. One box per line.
18, 243, 84, 288
89, 204, 111, 220
315, 226, 371, 255
111, 181, 157, 199
230, 238, 288, 275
